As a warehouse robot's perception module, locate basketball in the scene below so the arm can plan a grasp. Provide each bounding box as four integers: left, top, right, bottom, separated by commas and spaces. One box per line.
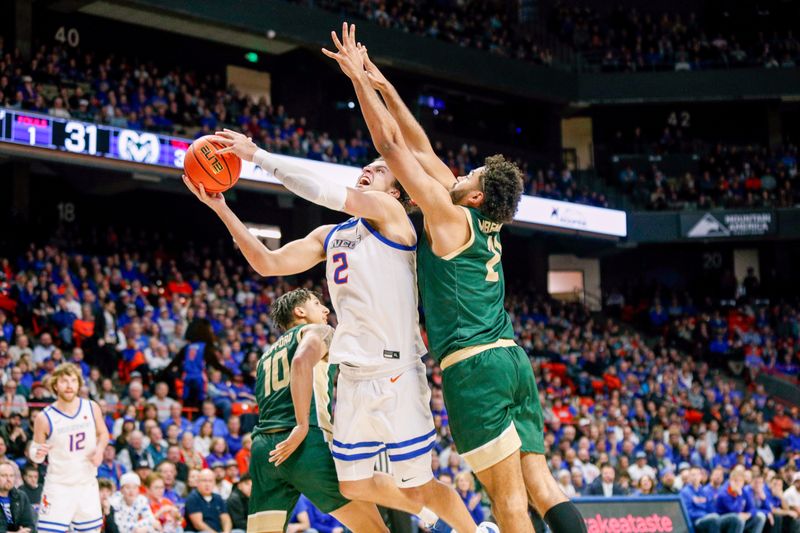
183, 135, 241, 193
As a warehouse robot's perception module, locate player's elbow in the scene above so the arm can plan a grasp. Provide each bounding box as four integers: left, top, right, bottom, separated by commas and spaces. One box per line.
374, 127, 403, 155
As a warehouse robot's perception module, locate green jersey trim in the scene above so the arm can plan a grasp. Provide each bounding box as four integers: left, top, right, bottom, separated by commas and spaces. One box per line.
441, 206, 476, 261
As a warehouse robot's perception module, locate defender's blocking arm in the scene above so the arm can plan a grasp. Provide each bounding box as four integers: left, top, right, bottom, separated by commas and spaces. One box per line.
323, 23, 470, 253
360, 46, 457, 190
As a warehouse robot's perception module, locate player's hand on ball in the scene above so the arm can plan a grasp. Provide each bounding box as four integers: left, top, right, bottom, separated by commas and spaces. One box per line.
269, 423, 309, 466
358, 45, 389, 90
212, 129, 258, 162
322, 22, 365, 80
183, 175, 227, 211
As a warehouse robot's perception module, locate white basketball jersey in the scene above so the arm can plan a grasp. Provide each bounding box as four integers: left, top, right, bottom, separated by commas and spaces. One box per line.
325, 218, 426, 372
43, 398, 98, 485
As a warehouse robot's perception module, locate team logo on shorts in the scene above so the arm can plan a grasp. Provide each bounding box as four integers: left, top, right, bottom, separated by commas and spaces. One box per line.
40, 494, 51, 516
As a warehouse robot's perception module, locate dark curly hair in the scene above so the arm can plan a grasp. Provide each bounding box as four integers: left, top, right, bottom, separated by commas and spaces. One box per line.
270, 289, 321, 331
479, 154, 524, 224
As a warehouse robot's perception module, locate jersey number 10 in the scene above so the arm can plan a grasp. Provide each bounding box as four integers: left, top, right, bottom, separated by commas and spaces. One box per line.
261, 348, 291, 396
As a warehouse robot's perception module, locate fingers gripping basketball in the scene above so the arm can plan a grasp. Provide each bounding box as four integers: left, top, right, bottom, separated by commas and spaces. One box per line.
184, 135, 242, 193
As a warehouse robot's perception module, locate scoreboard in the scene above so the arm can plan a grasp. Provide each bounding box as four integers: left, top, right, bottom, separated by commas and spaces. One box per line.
0, 108, 189, 169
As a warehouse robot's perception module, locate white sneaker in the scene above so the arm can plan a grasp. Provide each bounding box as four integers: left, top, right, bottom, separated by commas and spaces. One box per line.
478, 522, 500, 533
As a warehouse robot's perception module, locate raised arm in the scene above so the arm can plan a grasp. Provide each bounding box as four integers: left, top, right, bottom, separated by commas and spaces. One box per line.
360, 47, 457, 189
211, 130, 409, 228
322, 23, 469, 254
269, 324, 334, 467
184, 177, 329, 276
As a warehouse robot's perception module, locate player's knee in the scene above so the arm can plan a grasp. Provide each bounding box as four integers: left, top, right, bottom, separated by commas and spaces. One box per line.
399, 484, 428, 507
339, 480, 369, 501
492, 490, 530, 520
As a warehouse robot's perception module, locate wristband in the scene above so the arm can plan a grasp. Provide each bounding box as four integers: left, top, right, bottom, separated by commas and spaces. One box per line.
29, 442, 45, 464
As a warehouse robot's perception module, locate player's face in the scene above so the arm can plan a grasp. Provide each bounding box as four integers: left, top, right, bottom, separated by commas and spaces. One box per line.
0, 465, 14, 491
54, 373, 80, 402
450, 167, 485, 206
355, 162, 395, 193
299, 296, 330, 325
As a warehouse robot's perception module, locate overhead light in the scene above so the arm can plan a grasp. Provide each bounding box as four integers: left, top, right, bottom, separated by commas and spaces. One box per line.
246, 225, 281, 239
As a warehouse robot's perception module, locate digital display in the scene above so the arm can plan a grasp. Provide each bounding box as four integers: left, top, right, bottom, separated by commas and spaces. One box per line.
0, 108, 188, 169
0, 107, 628, 237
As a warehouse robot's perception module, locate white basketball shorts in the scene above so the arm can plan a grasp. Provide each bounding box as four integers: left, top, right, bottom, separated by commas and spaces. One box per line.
331, 360, 436, 488
38, 478, 103, 533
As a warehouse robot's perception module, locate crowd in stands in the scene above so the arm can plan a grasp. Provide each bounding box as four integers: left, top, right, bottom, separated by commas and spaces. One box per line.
0, 34, 611, 210
615, 141, 799, 210
0, 224, 797, 531
548, 3, 800, 72
288, 0, 554, 66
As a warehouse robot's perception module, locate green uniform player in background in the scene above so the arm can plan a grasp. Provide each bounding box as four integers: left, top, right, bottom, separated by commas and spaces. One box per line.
326, 24, 588, 533
247, 288, 386, 533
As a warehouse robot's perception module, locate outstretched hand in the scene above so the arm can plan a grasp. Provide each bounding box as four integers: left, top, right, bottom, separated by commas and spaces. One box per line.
212, 129, 258, 162
322, 22, 365, 80
358, 44, 389, 91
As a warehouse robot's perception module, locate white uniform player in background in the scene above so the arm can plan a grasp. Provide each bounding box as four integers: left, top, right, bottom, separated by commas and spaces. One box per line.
186, 129, 497, 533
30, 363, 109, 533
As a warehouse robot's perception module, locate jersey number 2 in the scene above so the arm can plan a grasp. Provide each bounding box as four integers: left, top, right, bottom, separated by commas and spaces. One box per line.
485, 236, 501, 282
332, 253, 349, 284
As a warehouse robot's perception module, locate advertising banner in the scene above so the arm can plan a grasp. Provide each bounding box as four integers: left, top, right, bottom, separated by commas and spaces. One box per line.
680, 211, 776, 239
575, 496, 693, 533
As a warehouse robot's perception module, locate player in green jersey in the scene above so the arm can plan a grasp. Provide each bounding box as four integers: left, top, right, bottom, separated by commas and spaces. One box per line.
325, 23, 587, 533
247, 288, 386, 533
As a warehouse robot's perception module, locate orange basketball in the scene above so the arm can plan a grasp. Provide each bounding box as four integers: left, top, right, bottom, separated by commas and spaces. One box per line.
183, 135, 241, 193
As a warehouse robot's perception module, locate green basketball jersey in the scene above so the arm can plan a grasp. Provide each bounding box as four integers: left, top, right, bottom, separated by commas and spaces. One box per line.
251, 325, 335, 437
417, 206, 515, 362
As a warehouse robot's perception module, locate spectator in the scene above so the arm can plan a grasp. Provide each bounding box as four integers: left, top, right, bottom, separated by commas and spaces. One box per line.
288, 494, 343, 533
585, 464, 626, 496
156, 458, 188, 505
99, 477, 121, 533
0, 461, 35, 533
17, 465, 41, 511
715, 468, 766, 533
144, 473, 182, 533
628, 451, 657, 483
148, 382, 179, 424
184, 469, 231, 533
633, 475, 656, 496
117, 431, 155, 472
682, 466, 741, 533
192, 401, 228, 438
556, 469, 576, 498
1, 381, 27, 419
98, 443, 127, 489
110, 472, 160, 533
454, 472, 484, 525
225, 474, 250, 533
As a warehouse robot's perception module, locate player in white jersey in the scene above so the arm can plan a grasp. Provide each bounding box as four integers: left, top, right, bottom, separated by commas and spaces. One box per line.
29, 363, 109, 533
186, 130, 496, 533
